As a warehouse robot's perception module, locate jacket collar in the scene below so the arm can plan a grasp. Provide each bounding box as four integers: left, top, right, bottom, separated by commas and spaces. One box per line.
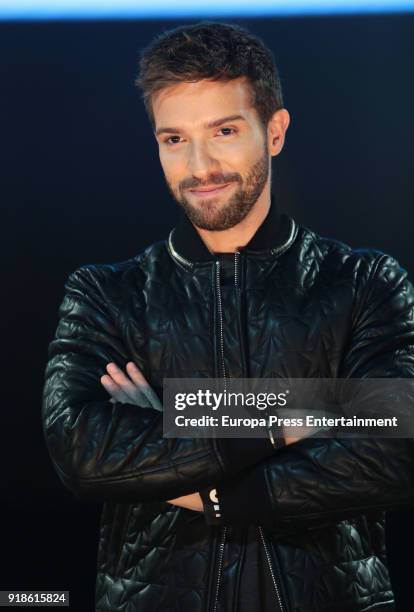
167, 192, 298, 268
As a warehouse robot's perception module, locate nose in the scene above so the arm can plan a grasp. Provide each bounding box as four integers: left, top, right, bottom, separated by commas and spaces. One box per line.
186, 139, 220, 182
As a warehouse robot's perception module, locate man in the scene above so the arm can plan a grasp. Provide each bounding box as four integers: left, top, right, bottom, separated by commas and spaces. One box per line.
41, 21, 414, 612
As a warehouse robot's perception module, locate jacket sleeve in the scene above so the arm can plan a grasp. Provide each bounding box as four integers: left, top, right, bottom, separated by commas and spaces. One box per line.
205, 253, 414, 528
41, 266, 276, 504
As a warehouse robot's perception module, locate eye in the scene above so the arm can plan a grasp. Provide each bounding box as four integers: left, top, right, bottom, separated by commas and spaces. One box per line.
163, 127, 237, 147
164, 135, 183, 146
218, 127, 237, 136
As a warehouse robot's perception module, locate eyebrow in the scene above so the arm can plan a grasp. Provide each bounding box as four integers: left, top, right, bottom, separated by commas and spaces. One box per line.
155, 114, 246, 137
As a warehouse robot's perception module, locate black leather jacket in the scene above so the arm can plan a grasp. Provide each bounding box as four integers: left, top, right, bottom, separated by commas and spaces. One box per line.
42, 196, 414, 611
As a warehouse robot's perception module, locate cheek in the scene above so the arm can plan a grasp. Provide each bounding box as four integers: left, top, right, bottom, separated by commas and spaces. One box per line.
160, 162, 191, 196
224, 150, 260, 178
159, 152, 181, 182
222, 137, 262, 167
159, 153, 177, 183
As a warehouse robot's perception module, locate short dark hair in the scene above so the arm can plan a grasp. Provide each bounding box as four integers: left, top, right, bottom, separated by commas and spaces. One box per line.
135, 21, 284, 132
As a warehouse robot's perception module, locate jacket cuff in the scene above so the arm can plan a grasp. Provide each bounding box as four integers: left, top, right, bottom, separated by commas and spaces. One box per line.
215, 431, 285, 477
200, 487, 223, 526
200, 462, 275, 527
215, 463, 274, 527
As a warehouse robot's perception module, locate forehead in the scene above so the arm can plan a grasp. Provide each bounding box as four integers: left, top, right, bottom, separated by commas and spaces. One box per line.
152, 76, 256, 128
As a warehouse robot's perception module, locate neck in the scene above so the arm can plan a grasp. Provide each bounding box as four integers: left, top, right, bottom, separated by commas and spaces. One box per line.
193, 188, 271, 254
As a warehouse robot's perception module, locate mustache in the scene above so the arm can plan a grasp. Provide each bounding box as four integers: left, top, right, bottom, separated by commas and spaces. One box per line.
180, 173, 241, 191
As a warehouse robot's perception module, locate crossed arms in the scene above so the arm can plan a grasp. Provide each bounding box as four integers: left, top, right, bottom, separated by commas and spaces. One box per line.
41, 253, 414, 528
99, 359, 303, 514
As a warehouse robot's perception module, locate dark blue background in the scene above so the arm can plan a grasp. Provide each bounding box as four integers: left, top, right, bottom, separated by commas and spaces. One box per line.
2, 14, 413, 611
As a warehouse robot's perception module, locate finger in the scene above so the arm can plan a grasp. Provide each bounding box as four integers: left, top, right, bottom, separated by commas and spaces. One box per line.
104, 365, 153, 408
100, 374, 131, 404
104, 362, 162, 411
125, 361, 149, 386
126, 362, 163, 412
105, 363, 148, 405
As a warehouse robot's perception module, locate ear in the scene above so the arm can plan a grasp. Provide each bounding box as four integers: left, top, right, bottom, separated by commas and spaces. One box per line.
267, 108, 290, 157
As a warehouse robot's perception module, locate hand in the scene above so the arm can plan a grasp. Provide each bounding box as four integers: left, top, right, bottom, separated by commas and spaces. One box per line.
167, 492, 204, 512
100, 361, 163, 411
284, 435, 304, 445
101, 365, 202, 509
283, 422, 314, 445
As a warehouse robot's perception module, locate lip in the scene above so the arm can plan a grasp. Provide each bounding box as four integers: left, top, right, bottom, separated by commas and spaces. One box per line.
189, 183, 231, 196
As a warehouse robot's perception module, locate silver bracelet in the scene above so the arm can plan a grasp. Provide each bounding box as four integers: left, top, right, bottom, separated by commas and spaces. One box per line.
267, 414, 277, 448
268, 426, 277, 448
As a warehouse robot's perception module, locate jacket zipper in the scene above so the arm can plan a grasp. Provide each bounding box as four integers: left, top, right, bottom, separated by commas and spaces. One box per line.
211, 252, 242, 612
211, 258, 228, 612
211, 523, 228, 612
258, 526, 285, 612
215, 260, 227, 389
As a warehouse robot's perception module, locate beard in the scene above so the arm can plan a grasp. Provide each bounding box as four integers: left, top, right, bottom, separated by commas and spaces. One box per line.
164, 144, 270, 231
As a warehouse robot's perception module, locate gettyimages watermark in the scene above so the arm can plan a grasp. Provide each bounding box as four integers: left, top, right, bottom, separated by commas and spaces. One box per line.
162, 378, 414, 439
